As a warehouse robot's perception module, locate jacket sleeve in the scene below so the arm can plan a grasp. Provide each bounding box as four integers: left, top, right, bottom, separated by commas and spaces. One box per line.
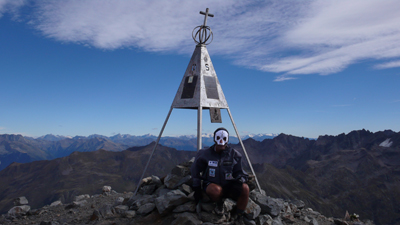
191, 149, 207, 188
232, 150, 249, 182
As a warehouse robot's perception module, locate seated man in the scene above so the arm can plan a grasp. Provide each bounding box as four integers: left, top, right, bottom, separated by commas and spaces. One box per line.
191, 127, 250, 222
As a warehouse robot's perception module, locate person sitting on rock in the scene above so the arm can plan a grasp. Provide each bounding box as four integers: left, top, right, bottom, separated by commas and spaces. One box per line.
191, 127, 249, 223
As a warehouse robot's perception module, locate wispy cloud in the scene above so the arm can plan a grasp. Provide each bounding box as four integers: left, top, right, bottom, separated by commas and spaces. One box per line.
0, 0, 25, 18
3, 0, 400, 80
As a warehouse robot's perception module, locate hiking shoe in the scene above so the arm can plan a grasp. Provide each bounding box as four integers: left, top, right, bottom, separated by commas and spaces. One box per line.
214, 201, 224, 215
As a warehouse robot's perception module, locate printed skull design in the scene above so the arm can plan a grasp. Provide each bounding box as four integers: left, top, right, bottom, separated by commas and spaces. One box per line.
214, 129, 229, 146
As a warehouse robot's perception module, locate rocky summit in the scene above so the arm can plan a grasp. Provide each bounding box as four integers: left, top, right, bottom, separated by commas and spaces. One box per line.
0, 160, 375, 225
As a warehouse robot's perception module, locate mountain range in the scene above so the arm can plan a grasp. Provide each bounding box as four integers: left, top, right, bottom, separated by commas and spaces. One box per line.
0, 133, 277, 171
0, 129, 399, 224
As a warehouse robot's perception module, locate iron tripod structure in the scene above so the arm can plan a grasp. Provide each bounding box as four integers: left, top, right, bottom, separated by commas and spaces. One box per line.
133, 105, 262, 195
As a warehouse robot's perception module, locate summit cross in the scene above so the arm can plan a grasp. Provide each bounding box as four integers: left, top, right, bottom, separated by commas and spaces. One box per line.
200, 8, 214, 27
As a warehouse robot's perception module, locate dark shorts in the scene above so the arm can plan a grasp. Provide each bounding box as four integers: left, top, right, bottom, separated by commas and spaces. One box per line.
203, 181, 243, 201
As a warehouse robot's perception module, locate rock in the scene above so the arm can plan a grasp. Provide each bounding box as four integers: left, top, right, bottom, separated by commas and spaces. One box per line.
171, 165, 191, 177
155, 189, 189, 214
139, 184, 157, 195
200, 211, 227, 224
245, 198, 261, 220
114, 205, 129, 214
137, 203, 156, 215
164, 174, 181, 189
172, 212, 202, 225
180, 184, 193, 195
13, 196, 28, 206
74, 194, 90, 201
256, 214, 273, 225
8, 205, 30, 217
173, 201, 196, 213
200, 202, 215, 213
291, 199, 305, 209
128, 194, 156, 210
114, 197, 125, 206
124, 210, 136, 218
223, 198, 237, 212
50, 201, 62, 207
250, 190, 284, 217
102, 186, 112, 193
72, 200, 87, 208
272, 217, 284, 225
90, 209, 101, 221
98, 204, 115, 218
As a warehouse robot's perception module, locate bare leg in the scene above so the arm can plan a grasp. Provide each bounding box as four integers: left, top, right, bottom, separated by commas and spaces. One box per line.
206, 183, 223, 202
235, 183, 249, 211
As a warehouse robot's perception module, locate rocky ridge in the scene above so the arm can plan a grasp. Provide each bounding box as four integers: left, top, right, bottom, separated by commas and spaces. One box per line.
0, 160, 374, 225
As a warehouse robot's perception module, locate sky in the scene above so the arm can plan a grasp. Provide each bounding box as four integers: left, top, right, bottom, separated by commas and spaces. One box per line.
1, 0, 400, 139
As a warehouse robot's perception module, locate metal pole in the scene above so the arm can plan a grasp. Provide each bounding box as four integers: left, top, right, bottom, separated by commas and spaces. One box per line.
197, 106, 202, 151
133, 107, 174, 196
226, 108, 262, 192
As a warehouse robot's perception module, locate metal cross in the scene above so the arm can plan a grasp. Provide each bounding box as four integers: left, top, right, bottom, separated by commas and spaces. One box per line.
200, 8, 214, 27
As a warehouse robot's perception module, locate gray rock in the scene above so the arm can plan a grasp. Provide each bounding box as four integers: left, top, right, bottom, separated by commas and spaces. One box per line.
272, 217, 284, 225
114, 197, 124, 206
137, 203, 156, 215
291, 199, 305, 209
256, 214, 273, 225
151, 175, 162, 186
250, 191, 283, 217
224, 198, 237, 212
8, 205, 30, 217
172, 212, 202, 225
128, 194, 156, 210
13, 196, 28, 206
180, 184, 193, 195
72, 200, 87, 208
311, 217, 319, 225
164, 174, 182, 189
201, 202, 215, 213
173, 201, 196, 213
74, 194, 90, 202
124, 210, 136, 218
139, 184, 157, 195
98, 204, 115, 218
200, 211, 227, 224
245, 198, 261, 220
114, 205, 129, 214
155, 189, 189, 214
50, 201, 62, 207
171, 165, 191, 177
102, 186, 112, 193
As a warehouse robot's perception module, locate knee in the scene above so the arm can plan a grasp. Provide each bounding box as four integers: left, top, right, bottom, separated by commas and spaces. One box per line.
207, 184, 223, 197
242, 183, 249, 195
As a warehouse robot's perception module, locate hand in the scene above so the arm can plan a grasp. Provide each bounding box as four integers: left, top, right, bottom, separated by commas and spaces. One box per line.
193, 186, 202, 203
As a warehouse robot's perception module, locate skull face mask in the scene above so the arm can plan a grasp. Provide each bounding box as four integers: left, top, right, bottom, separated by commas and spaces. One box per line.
214, 129, 229, 146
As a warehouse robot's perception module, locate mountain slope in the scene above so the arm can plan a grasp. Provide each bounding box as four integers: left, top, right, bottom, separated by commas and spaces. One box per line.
0, 142, 196, 214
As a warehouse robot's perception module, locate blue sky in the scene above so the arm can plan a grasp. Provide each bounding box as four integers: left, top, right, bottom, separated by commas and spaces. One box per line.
1, 0, 399, 139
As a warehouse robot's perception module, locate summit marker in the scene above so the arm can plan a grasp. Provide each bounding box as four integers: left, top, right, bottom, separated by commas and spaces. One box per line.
135, 8, 261, 195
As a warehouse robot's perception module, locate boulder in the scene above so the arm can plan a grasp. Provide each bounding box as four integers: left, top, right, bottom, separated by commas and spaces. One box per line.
114, 205, 129, 214
102, 186, 112, 193
74, 194, 90, 201
8, 205, 31, 217
173, 201, 196, 213
250, 190, 283, 217
13, 196, 28, 206
50, 201, 62, 207
137, 203, 156, 215
245, 198, 261, 220
155, 189, 189, 214
172, 212, 202, 225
